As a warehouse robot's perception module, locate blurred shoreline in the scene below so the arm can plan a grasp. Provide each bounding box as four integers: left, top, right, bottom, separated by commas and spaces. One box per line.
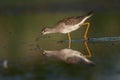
0, 1, 120, 15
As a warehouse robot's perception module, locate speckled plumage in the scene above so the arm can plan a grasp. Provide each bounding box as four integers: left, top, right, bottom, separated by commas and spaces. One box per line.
43, 48, 95, 65
41, 11, 93, 35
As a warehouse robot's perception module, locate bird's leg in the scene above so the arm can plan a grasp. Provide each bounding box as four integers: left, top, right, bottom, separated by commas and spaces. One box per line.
68, 33, 71, 48
84, 41, 92, 58
81, 22, 90, 41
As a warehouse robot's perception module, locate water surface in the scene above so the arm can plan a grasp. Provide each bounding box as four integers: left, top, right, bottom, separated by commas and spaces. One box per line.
0, 12, 120, 80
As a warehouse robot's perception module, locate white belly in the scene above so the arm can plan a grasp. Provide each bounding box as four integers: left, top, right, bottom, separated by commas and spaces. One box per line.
61, 25, 81, 33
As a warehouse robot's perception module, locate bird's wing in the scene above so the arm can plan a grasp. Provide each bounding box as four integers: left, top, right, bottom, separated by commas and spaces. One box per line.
54, 11, 93, 26
66, 56, 95, 65
55, 16, 85, 26
66, 56, 83, 64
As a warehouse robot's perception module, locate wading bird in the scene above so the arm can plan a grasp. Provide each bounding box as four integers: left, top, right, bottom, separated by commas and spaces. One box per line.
41, 11, 93, 48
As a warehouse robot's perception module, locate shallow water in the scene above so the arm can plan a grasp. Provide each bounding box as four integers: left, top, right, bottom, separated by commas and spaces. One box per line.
0, 12, 120, 80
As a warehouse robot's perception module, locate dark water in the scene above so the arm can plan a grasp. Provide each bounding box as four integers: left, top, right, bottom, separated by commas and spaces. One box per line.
0, 12, 120, 80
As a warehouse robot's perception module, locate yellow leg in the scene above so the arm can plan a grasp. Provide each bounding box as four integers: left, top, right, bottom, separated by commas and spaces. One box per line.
68, 33, 71, 48
81, 22, 90, 41
84, 41, 92, 58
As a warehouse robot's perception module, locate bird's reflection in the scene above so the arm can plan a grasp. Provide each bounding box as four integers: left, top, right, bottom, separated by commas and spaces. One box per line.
42, 41, 95, 65
84, 41, 92, 58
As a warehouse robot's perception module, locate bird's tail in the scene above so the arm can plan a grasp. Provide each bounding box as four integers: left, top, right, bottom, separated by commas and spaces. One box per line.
87, 61, 96, 66
85, 11, 93, 19
82, 57, 95, 66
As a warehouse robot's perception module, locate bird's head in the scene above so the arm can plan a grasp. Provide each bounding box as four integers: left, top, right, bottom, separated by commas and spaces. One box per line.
41, 27, 50, 35
42, 50, 53, 57
42, 50, 48, 56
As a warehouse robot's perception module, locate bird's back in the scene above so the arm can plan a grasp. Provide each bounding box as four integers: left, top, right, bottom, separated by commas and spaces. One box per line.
55, 16, 85, 26
54, 11, 93, 26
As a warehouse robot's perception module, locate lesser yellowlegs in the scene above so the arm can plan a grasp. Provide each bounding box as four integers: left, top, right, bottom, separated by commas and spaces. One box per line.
41, 11, 93, 48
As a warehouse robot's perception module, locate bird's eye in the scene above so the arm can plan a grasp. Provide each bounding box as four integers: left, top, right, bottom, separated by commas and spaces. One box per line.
43, 29, 47, 32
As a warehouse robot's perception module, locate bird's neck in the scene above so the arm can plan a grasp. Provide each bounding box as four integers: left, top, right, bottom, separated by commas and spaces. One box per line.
47, 28, 58, 34
46, 50, 59, 56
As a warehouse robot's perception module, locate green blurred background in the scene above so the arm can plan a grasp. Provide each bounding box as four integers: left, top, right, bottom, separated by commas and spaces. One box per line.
0, 0, 120, 80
